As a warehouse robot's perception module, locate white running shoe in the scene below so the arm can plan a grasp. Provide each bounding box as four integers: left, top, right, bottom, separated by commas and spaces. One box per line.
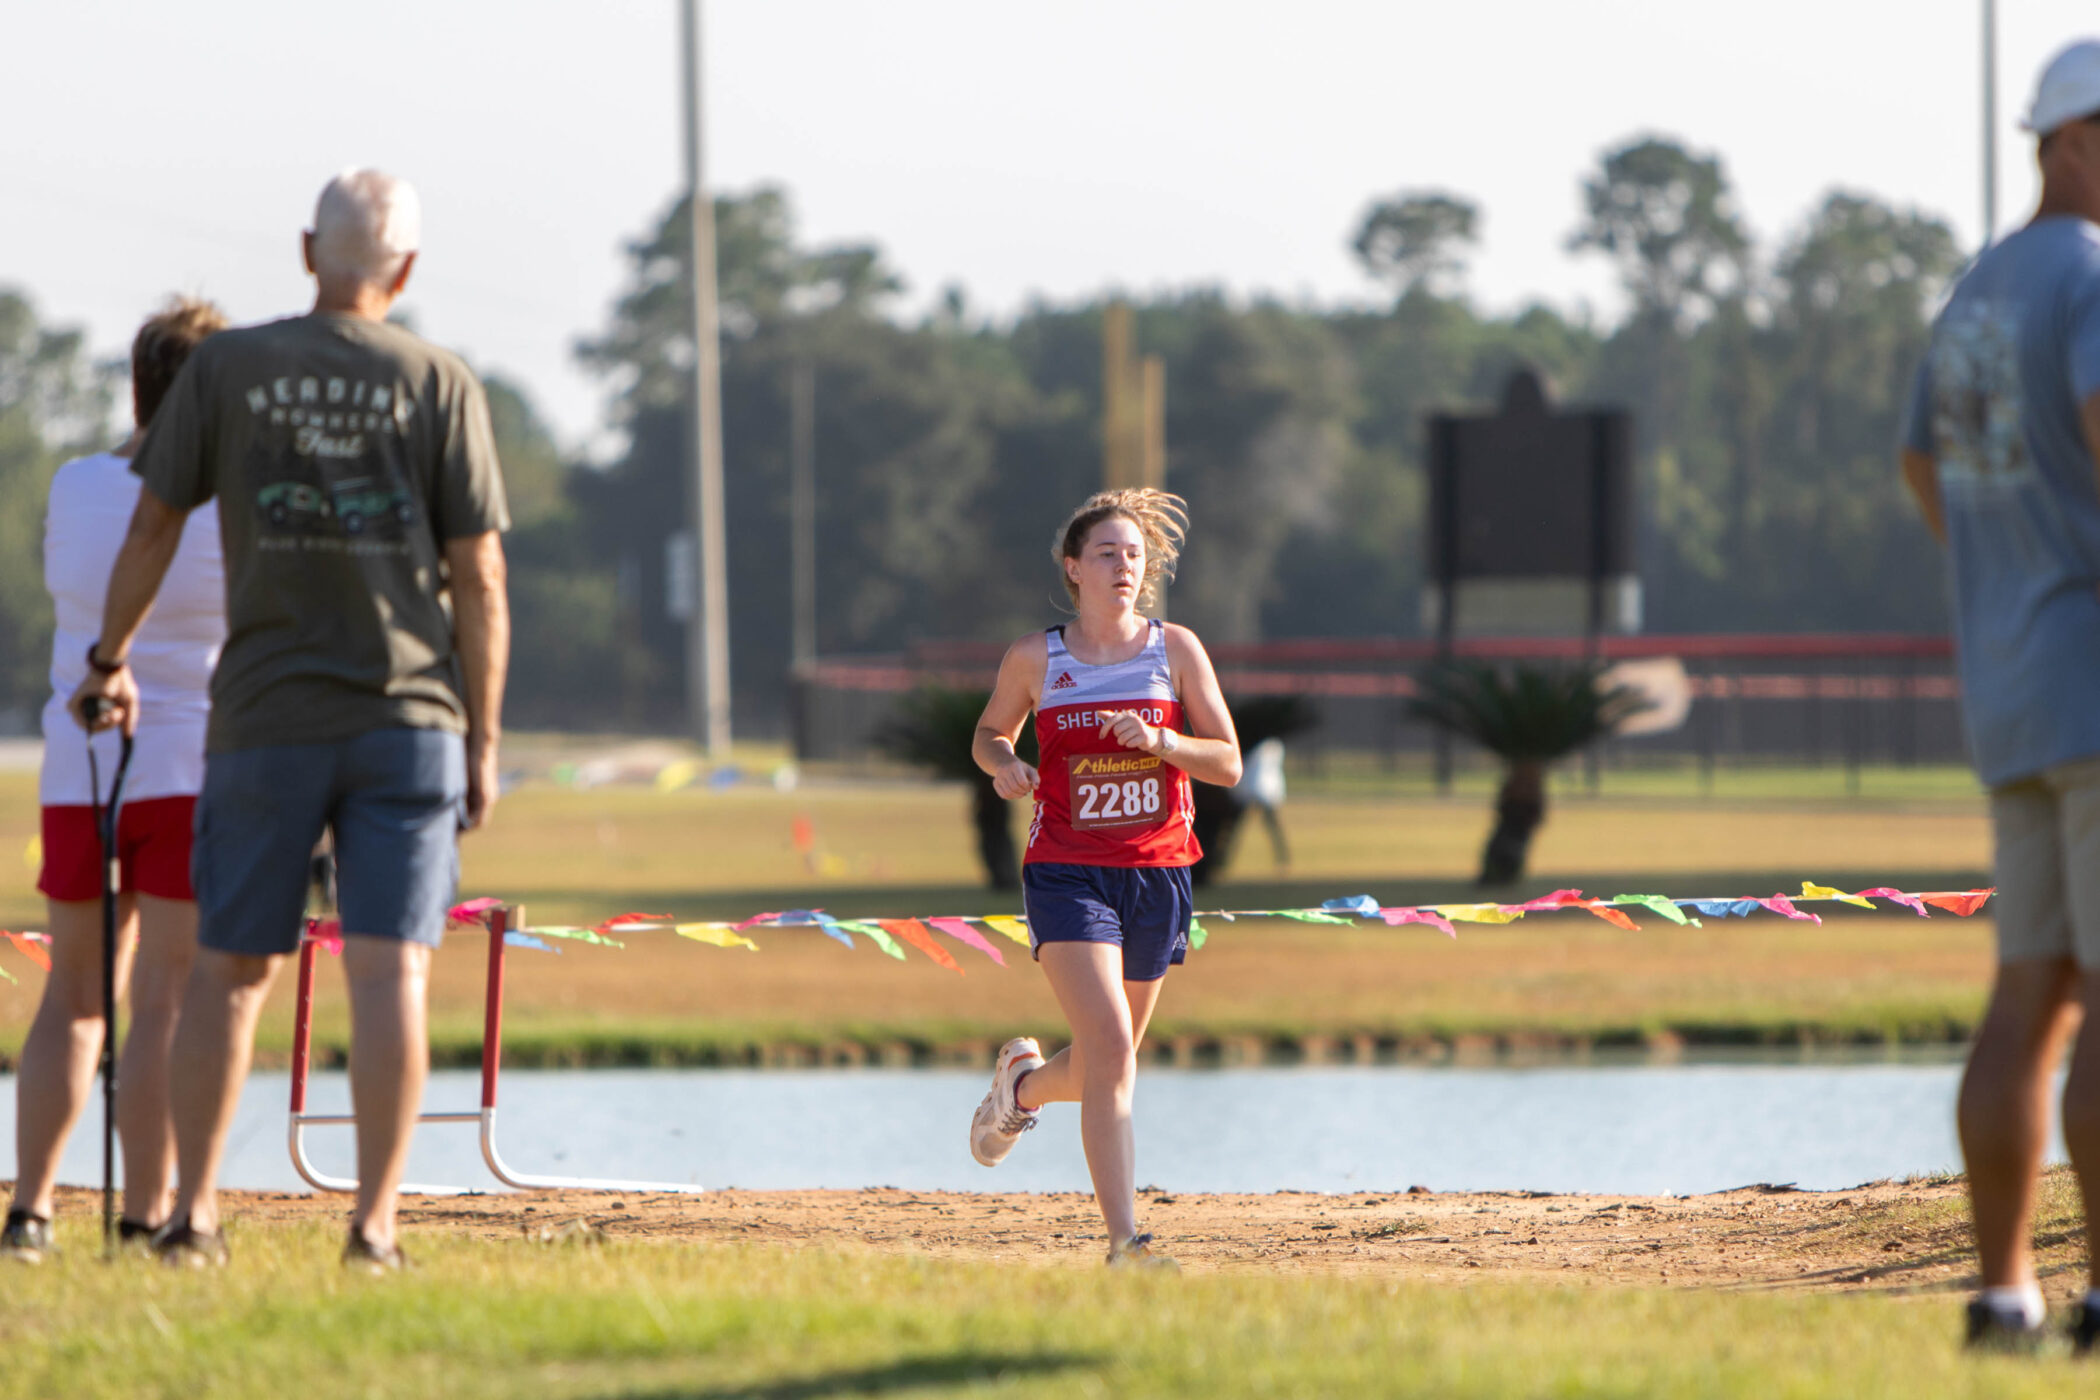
970, 1037, 1044, 1166
1106, 1232, 1179, 1270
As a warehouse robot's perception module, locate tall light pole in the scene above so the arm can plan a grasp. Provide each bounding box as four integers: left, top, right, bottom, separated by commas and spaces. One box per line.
681, 0, 731, 755
1982, 0, 1998, 247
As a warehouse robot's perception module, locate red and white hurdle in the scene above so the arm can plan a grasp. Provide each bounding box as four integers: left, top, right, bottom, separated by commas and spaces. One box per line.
286, 904, 704, 1195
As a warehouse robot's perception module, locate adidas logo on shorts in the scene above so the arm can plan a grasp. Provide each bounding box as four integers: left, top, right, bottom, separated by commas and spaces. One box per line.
1050, 672, 1077, 691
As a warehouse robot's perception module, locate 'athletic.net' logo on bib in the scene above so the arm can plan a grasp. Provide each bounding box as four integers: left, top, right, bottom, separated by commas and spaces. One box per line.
1066, 752, 1166, 828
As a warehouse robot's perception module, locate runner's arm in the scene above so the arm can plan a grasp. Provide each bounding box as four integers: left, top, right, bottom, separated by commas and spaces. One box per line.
1899, 449, 1945, 545
1102, 624, 1241, 787
973, 635, 1044, 800
447, 530, 509, 830
70, 486, 188, 735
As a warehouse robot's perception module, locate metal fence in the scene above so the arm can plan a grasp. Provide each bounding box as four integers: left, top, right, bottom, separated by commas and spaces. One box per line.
793, 634, 1966, 773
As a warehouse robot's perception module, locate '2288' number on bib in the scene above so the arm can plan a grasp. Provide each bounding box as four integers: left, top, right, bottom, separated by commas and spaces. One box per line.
1067, 752, 1167, 830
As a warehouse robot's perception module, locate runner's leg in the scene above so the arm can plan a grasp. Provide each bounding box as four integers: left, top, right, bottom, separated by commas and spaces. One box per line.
116, 893, 197, 1228
9, 897, 136, 1222
1033, 942, 1148, 1242
342, 935, 431, 1250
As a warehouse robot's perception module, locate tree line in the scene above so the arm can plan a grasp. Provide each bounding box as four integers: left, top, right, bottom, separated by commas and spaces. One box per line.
0, 135, 1962, 735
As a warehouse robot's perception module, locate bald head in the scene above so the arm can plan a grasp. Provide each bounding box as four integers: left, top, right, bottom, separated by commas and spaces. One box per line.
307, 168, 420, 293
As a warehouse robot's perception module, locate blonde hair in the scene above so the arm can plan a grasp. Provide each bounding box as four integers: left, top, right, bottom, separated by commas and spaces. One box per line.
131, 296, 228, 427
1053, 488, 1188, 611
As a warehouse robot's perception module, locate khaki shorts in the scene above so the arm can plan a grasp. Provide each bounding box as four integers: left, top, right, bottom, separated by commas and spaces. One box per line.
1991, 755, 2100, 966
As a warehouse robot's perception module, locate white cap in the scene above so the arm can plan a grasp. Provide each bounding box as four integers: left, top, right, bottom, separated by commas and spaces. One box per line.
2022, 40, 2100, 136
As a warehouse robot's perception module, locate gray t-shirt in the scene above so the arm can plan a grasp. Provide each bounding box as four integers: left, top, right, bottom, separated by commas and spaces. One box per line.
1902, 217, 2100, 785
134, 313, 509, 753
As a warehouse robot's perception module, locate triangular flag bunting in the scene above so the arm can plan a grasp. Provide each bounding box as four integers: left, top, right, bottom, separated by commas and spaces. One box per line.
929, 917, 1007, 967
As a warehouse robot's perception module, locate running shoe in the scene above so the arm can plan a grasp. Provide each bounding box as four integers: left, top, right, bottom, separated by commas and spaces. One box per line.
342, 1227, 412, 1274
153, 1218, 230, 1269
1, 1210, 52, 1265
969, 1037, 1044, 1167
1964, 1299, 2047, 1354
1106, 1232, 1179, 1270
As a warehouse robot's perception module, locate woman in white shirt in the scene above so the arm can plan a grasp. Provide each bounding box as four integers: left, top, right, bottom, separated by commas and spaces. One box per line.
4, 299, 227, 1260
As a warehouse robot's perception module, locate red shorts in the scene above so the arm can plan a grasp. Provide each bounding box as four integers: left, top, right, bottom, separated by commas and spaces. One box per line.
38, 797, 197, 903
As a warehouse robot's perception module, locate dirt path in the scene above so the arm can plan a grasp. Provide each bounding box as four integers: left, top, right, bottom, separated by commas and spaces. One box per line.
55, 1169, 2081, 1299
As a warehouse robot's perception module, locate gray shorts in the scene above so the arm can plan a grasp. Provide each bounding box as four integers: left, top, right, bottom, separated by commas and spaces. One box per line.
193, 727, 466, 957
1990, 755, 2100, 967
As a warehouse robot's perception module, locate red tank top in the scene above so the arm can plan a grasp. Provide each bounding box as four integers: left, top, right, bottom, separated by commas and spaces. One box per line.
1025, 621, 1201, 868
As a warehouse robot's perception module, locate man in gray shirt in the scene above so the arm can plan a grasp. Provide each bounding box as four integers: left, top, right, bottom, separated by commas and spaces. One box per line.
1902, 41, 2100, 1350
73, 169, 510, 1270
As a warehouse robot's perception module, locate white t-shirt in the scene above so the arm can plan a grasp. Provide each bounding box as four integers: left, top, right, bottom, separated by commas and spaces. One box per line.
40, 452, 226, 805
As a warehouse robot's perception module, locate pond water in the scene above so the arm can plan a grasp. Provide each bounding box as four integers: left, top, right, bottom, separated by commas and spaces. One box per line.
0, 1053, 2047, 1198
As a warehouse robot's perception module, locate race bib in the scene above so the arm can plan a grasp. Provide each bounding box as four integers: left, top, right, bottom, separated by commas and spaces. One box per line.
1067, 752, 1167, 829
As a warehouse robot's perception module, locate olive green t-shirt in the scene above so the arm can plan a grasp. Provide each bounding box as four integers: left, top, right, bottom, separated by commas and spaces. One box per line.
133, 313, 509, 753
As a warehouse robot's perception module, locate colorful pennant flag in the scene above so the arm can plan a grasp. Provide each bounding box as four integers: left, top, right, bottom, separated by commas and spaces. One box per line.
676, 923, 758, 952
1434, 903, 1525, 925
1922, 890, 1993, 917
1612, 894, 1696, 927
1380, 908, 1457, 937
834, 920, 907, 961
983, 916, 1032, 948
929, 917, 1007, 967
1801, 882, 1875, 909
880, 918, 963, 974
1858, 887, 1931, 917
4, 931, 52, 972
1756, 894, 1822, 925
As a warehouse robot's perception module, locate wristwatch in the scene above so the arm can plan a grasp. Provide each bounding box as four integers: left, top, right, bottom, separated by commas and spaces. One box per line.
85, 642, 127, 675
1158, 727, 1178, 756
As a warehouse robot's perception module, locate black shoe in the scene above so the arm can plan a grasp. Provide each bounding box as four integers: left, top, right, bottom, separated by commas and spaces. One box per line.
1966, 1299, 2048, 1354
1, 1210, 53, 1264
153, 1218, 229, 1269
2070, 1300, 2100, 1357
117, 1218, 158, 1249
342, 1227, 411, 1274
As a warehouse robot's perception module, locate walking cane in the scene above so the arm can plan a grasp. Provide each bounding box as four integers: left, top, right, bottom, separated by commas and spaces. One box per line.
81, 699, 133, 1253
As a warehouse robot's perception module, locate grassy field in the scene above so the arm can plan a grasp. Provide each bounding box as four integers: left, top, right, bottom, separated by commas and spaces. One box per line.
4, 1221, 2096, 1400
0, 765, 2000, 1063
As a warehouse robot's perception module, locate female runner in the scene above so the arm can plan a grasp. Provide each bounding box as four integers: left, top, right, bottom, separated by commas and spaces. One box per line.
968, 488, 1241, 1267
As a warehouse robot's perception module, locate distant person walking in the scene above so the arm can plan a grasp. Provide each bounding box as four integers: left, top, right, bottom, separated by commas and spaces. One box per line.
967, 489, 1241, 1267
1900, 41, 2100, 1350
70, 169, 510, 1270
3, 299, 227, 1264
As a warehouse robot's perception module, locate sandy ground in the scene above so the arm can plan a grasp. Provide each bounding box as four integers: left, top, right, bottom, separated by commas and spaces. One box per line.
39, 1171, 2084, 1302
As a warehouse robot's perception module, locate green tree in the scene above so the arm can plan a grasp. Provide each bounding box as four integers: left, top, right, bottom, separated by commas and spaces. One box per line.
0, 291, 115, 722
1351, 192, 1480, 301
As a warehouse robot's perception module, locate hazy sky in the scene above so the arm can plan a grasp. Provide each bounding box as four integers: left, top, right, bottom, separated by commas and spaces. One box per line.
1, 1, 2091, 452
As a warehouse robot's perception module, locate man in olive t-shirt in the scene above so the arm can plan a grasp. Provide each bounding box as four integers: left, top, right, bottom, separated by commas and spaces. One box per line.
71, 169, 510, 1271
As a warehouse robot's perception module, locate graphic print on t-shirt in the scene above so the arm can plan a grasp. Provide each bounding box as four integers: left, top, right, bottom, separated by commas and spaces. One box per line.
1027, 622, 1200, 868
241, 372, 420, 549
1929, 300, 2035, 490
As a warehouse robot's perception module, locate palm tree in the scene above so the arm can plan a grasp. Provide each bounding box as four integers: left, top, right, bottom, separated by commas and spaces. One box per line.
874, 685, 1037, 890
1407, 662, 1649, 886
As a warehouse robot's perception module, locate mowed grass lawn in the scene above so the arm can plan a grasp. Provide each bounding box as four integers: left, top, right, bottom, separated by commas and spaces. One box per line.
0, 769, 2001, 1060
3, 1227, 2095, 1400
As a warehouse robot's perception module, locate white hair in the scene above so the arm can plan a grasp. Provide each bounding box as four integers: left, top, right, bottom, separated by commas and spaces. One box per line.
310, 168, 421, 287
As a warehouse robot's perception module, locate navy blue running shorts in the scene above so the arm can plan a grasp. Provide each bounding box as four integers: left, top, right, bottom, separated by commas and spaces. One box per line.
193, 728, 466, 957
1020, 862, 1195, 983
